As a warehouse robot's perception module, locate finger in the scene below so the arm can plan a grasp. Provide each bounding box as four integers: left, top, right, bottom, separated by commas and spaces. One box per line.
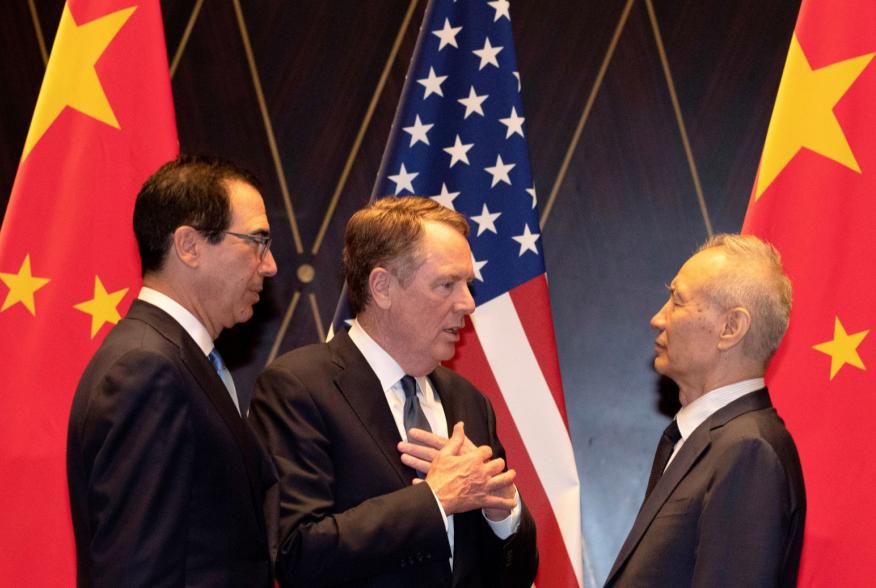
483, 457, 506, 476
441, 422, 465, 455
475, 444, 494, 462
485, 469, 517, 492
397, 441, 438, 462
400, 452, 431, 474
406, 428, 449, 450
480, 494, 517, 512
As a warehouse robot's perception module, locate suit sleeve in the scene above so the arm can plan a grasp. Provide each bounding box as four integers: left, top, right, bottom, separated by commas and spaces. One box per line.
73, 350, 193, 588
691, 438, 795, 587
249, 364, 452, 587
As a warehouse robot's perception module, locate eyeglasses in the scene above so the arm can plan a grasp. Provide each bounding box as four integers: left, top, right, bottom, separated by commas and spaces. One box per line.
223, 231, 272, 260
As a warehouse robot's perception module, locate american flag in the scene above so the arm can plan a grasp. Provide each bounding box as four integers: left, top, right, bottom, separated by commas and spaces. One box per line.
335, 0, 583, 585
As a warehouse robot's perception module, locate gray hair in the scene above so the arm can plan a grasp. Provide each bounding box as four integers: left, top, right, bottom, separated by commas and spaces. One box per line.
696, 233, 792, 364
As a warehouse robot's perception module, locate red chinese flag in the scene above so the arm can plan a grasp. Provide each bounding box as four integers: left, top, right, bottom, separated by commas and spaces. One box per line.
742, 1, 876, 584
0, 0, 177, 583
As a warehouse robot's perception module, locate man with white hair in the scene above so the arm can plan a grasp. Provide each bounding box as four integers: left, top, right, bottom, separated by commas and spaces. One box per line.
606, 234, 806, 587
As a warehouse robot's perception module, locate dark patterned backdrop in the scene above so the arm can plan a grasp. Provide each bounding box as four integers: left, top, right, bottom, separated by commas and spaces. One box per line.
0, 1, 799, 584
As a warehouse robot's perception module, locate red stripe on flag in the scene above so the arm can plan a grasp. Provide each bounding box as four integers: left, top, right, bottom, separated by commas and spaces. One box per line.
508, 275, 571, 427
449, 321, 579, 588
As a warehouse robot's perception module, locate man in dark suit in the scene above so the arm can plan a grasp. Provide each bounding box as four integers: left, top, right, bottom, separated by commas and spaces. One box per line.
605, 234, 806, 587
250, 196, 538, 587
67, 155, 279, 587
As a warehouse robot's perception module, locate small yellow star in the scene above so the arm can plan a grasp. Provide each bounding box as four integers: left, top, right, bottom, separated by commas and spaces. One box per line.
21, 2, 136, 161
812, 316, 869, 380
73, 276, 129, 338
0, 254, 51, 315
755, 34, 874, 200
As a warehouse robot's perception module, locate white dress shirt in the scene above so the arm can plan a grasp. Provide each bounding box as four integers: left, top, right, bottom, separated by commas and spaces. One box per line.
666, 378, 765, 469
138, 287, 241, 414
347, 320, 521, 564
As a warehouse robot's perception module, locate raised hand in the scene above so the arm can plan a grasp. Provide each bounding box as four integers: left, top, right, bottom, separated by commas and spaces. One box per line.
402, 422, 517, 516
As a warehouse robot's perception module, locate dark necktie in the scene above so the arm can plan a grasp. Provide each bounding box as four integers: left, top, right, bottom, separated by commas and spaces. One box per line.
401, 375, 432, 435
644, 419, 682, 498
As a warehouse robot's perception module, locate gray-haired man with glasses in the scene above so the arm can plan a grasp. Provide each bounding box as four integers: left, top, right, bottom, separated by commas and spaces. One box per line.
67, 154, 279, 587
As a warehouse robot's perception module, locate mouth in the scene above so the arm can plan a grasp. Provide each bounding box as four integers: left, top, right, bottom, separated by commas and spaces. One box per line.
443, 326, 462, 337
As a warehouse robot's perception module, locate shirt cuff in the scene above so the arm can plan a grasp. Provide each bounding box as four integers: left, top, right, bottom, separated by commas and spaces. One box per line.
482, 487, 521, 539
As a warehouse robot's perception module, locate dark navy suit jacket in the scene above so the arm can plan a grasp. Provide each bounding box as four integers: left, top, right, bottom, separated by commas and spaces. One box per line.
67, 300, 276, 587
249, 329, 538, 587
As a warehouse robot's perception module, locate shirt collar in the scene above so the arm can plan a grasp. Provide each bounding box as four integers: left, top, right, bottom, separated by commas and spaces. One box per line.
675, 378, 765, 440
138, 287, 214, 356
348, 319, 407, 394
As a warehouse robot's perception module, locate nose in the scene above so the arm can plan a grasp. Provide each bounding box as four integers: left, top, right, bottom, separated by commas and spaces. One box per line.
259, 249, 278, 277
650, 300, 669, 329
457, 283, 476, 315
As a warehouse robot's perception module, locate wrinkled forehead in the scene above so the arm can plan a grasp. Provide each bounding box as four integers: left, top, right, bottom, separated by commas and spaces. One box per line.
415, 222, 473, 272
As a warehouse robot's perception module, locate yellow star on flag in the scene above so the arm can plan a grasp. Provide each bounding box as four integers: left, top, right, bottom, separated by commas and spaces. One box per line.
73, 276, 129, 338
0, 255, 51, 315
755, 34, 874, 200
812, 316, 869, 380
21, 2, 137, 161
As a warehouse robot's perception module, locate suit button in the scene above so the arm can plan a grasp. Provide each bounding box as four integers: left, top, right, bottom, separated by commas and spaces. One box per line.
417, 553, 424, 563
400, 559, 407, 568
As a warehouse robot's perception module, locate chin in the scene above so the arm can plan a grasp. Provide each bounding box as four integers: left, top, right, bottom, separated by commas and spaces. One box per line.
235, 308, 255, 324
653, 358, 667, 375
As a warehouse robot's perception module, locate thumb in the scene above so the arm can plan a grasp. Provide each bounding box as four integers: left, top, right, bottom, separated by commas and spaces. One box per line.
443, 421, 465, 455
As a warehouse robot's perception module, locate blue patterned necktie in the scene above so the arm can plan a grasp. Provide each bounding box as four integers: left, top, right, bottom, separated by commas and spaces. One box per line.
208, 348, 242, 416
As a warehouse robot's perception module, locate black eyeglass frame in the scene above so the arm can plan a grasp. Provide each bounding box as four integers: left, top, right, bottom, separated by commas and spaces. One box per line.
222, 230, 272, 260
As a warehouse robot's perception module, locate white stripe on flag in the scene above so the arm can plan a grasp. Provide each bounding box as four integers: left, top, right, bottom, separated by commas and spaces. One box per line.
472, 293, 583, 585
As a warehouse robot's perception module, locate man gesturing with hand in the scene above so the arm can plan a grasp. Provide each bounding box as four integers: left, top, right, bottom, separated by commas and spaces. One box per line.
401, 423, 520, 523
250, 197, 537, 587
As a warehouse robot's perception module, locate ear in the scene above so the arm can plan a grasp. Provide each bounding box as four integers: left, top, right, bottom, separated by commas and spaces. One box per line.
368, 267, 395, 310
717, 307, 751, 351
172, 226, 203, 269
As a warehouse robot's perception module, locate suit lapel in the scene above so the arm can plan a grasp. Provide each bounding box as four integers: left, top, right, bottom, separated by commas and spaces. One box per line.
127, 300, 273, 537
330, 331, 416, 484
605, 427, 711, 584
429, 367, 465, 434
605, 388, 774, 585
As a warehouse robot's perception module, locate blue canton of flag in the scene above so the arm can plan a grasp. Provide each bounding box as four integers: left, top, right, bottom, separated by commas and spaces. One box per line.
372, 0, 542, 306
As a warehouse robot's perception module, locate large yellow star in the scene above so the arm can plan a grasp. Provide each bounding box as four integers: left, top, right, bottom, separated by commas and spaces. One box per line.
73, 276, 129, 338
0, 255, 51, 315
755, 34, 874, 200
21, 3, 136, 161
812, 316, 869, 380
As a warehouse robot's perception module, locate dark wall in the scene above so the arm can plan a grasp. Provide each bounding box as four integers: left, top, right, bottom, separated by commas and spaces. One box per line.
0, 1, 799, 584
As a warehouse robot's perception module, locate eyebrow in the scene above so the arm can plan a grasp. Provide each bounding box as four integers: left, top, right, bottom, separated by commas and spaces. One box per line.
667, 281, 684, 299
436, 270, 473, 283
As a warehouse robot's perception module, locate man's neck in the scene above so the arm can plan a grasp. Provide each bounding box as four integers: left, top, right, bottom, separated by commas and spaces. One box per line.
355, 311, 436, 377
678, 368, 764, 406
142, 274, 220, 339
